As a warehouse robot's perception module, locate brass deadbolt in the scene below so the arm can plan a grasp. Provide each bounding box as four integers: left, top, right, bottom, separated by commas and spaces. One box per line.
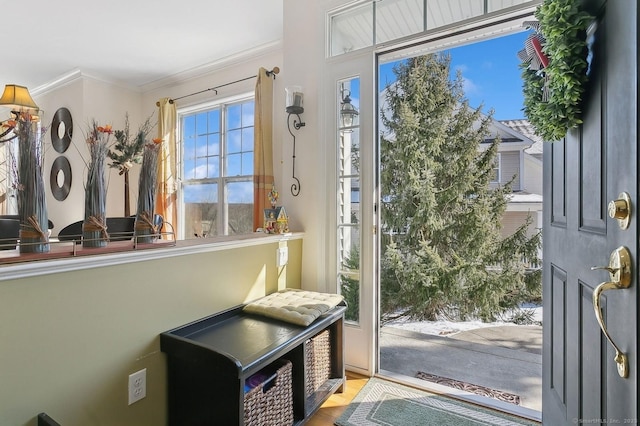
607, 192, 631, 230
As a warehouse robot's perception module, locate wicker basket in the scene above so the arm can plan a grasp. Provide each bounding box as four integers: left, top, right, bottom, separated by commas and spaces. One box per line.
304, 329, 331, 397
244, 359, 293, 426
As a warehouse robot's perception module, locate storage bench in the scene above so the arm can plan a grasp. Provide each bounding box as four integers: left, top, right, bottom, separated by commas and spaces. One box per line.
160, 302, 345, 425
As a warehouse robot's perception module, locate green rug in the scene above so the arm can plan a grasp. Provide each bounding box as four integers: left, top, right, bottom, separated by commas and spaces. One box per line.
335, 378, 538, 426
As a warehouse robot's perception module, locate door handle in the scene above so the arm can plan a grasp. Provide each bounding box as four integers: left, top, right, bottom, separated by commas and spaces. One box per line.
591, 246, 631, 378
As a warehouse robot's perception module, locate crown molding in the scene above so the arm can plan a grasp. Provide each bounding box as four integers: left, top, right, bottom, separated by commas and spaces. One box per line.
139, 39, 283, 93
31, 69, 143, 97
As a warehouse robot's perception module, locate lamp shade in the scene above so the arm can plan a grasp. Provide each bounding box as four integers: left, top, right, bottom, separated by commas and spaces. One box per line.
0, 84, 38, 110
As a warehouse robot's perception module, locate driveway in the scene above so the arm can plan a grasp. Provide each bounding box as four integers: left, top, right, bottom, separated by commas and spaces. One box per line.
379, 324, 542, 412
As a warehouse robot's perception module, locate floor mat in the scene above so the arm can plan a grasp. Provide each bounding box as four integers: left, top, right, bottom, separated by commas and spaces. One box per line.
335, 378, 536, 426
415, 371, 521, 405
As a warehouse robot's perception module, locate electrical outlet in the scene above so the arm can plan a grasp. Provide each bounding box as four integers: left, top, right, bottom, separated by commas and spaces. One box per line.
128, 368, 146, 405
277, 247, 288, 267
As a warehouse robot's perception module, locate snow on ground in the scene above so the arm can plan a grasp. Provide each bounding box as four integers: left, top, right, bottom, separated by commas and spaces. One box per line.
384, 304, 542, 337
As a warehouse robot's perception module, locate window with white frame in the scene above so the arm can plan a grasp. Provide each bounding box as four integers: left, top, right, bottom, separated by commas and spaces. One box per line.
337, 77, 361, 323
491, 153, 501, 184
180, 97, 254, 238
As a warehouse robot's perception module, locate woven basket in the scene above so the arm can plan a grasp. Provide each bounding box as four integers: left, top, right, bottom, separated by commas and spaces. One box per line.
244, 359, 293, 426
305, 329, 331, 397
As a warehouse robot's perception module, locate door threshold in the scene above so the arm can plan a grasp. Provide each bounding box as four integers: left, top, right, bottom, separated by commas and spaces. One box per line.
377, 369, 542, 423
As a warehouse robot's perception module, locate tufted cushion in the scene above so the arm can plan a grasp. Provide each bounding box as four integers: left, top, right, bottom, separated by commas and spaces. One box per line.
243, 289, 344, 326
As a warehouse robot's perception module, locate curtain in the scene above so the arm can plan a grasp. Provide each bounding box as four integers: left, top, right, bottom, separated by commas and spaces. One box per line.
253, 67, 275, 231
156, 98, 177, 238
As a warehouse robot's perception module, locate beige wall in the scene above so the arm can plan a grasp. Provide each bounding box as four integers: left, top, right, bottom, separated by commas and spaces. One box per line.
35, 75, 144, 231
0, 236, 302, 426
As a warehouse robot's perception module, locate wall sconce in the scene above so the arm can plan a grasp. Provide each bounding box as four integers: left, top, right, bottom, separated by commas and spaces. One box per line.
286, 86, 305, 196
340, 88, 359, 129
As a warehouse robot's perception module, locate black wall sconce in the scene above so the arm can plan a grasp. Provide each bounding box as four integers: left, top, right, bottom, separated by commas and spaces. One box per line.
286, 86, 305, 196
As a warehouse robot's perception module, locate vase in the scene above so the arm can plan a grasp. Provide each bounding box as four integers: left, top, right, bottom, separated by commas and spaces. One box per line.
134, 211, 157, 244
16, 116, 49, 253
134, 140, 161, 244
83, 123, 109, 248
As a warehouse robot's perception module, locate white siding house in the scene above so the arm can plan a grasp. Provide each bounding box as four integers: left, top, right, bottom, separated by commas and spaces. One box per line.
484, 119, 543, 241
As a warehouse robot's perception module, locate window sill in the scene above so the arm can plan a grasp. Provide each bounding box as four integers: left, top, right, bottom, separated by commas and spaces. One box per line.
0, 232, 303, 282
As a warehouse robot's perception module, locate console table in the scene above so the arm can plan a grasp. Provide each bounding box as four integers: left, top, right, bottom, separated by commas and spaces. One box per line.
160, 303, 346, 425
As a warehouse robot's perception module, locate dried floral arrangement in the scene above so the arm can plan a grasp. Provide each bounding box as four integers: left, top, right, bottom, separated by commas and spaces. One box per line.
108, 113, 154, 216
10, 112, 49, 253
134, 137, 163, 243
83, 121, 112, 248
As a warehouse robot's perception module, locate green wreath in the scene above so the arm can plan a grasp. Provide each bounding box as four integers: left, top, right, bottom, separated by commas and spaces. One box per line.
520, 0, 593, 141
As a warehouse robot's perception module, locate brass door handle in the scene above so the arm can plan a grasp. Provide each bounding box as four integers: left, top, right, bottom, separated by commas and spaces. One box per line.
591, 246, 632, 378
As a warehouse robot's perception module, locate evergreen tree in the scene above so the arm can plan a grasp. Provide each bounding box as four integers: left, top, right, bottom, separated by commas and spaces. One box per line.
380, 53, 541, 322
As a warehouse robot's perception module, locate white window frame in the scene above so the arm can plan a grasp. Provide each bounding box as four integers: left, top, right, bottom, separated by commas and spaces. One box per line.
177, 93, 254, 239
491, 153, 502, 184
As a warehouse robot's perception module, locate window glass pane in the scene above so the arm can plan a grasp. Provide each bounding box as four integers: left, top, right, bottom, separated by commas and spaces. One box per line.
183, 136, 196, 162
338, 231, 360, 323
330, 3, 373, 56
242, 102, 254, 126
426, 0, 484, 30
183, 115, 196, 137
376, 0, 424, 44
208, 134, 220, 157
195, 112, 208, 135
227, 153, 242, 176
183, 183, 218, 238
227, 181, 254, 235
195, 157, 207, 179
208, 109, 220, 133
242, 152, 253, 176
207, 155, 219, 179
227, 104, 242, 130
184, 158, 196, 180
227, 129, 242, 154
242, 127, 254, 152
339, 177, 360, 225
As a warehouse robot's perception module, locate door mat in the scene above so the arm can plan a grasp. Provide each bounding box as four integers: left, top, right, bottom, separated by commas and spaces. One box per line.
415, 371, 521, 406
335, 378, 537, 426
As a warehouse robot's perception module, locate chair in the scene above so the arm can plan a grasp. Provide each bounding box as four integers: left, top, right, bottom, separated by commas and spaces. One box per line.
57, 218, 136, 244
0, 218, 20, 250
106, 217, 136, 241
0, 215, 54, 230
56, 220, 83, 243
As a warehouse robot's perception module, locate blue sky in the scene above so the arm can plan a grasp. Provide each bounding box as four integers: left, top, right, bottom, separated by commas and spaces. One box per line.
379, 31, 529, 120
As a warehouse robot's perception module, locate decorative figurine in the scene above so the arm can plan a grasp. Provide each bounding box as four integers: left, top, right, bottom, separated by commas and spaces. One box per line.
263, 185, 289, 234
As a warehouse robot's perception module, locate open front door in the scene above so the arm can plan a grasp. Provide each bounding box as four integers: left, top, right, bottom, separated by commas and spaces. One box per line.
543, 0, 638, 423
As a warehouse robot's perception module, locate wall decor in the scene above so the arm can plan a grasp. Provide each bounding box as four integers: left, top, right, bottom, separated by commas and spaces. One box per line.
49, 155, 72, 201
51, 107, 73, 153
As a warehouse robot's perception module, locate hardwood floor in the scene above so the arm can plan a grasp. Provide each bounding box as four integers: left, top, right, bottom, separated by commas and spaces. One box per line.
306, 373, 369, 425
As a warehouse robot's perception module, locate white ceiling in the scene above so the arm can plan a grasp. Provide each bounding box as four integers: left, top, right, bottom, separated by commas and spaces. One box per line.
2, 0, 283, 91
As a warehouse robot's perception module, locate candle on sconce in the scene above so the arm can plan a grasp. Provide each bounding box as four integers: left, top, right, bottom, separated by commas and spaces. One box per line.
285, 86, 304, 114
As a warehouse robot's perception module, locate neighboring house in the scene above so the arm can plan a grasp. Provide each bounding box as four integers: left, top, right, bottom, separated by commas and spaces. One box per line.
482, 118, 543, 262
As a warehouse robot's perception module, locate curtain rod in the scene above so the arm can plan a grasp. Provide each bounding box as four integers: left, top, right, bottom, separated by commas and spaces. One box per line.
157, 67, 280, 106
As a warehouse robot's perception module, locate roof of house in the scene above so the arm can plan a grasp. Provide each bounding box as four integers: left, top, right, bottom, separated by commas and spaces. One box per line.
501, 119, 544, 156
